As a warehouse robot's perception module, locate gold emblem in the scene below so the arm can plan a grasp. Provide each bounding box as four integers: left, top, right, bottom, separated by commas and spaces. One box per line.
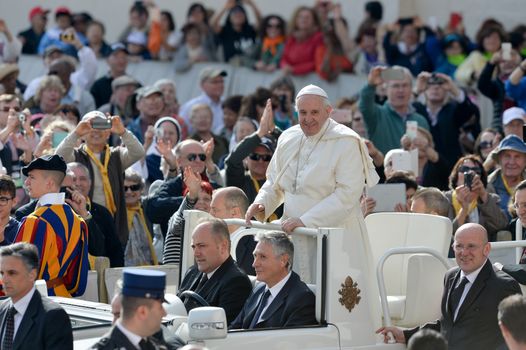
338, 276, 361, 312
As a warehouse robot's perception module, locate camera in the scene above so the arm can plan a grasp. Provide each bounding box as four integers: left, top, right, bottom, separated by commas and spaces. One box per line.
18, 113, 26, 124
91, 116, 112, 130
463, 171, 474, 191
60, 186, 73, 201
278, 94, 288, 111
59, 32, 75, 42
428, 73, 445, 85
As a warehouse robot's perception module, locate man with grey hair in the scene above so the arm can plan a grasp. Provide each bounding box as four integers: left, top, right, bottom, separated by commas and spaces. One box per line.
498, 294, 526, 350
177, 218, 251, 324
245, 86, 379, 284
0, 242, 73, 349
230, 231, 316, 329
410, 187, 450, 217
359, 65, 429, 154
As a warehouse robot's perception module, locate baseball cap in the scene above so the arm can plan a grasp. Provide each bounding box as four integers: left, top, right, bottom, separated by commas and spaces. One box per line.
136, 86, 163, 101
199, 67, 227, 83
55, 6, 71, 16
0, 64, 20, 82
44, 45, 63, 58
109, 42, 129, 55
29, 6, 50, 21
492, 134, 526, 161
502, 107, 526, 126
111, 75, 139, 91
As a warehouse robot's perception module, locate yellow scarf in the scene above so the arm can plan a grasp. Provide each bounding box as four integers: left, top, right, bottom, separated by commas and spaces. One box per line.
251, 176, 278, 222
451, 190, 477, 216
85, 145, 117, 215
501, 172, 517, 195
126, 204, 158, 265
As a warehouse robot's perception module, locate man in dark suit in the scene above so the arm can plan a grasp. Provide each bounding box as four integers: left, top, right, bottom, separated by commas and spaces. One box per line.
0, 242, 73, 349
209, 186, 256, 275
230, 231, 316, 329
378, 223, 522, 350
177, 218, 252, 324
90, 268, 170, 349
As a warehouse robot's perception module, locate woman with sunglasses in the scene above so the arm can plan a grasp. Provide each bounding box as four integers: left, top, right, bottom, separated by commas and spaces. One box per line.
123, 169, 158, 267
444, 155, 508, 243
243, 14, 286, 72
474, 128, 502, 173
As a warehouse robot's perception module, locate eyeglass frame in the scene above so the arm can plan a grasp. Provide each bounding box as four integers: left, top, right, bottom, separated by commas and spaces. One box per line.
0, 196, 14, 206
187, 153, 206, 162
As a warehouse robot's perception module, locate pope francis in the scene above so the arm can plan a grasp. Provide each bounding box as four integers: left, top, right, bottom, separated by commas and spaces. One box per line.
245, 84, 379, 282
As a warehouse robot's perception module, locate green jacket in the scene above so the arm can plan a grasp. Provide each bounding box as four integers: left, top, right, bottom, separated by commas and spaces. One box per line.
359, 84, 430, 154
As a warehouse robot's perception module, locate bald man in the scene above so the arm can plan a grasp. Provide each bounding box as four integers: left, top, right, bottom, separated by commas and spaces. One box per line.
378, 223, 522, 350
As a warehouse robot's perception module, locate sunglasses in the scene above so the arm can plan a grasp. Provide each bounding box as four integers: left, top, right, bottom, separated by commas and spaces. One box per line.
249, 153, 272, 162
479, 140, 493, 149
187, 153, 206, 162
2, 106, 21, 112
124, 184, 142, 192
458, 165, 481, 175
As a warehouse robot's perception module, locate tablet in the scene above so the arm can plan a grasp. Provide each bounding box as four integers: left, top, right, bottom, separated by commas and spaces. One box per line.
367, 183, 407, 212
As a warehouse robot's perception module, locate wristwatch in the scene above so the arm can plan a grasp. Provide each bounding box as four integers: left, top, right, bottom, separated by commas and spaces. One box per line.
83, 211, 93, 221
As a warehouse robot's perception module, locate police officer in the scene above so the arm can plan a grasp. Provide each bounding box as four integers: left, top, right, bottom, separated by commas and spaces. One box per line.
89, 268, 170, 349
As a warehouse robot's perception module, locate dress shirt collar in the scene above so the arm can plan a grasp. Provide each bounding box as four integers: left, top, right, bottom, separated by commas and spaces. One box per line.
266, 271, 292, 298
37, 192, 65, 206
207, 265, 221, 280
115, 321, 142, 349
12, 286, 36, 317
201, 93, 222, 107
459, 259, 487, 284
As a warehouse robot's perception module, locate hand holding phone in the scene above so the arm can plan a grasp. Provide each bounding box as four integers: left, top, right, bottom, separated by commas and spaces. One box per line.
406, 121, 418, 140
501, 42, 512, 61
381, 68, 405, 81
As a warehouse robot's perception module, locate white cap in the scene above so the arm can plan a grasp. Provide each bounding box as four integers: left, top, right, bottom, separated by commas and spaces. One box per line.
82, 110, 106, 121
503, 107, 526, 126
296, 84, 329, 100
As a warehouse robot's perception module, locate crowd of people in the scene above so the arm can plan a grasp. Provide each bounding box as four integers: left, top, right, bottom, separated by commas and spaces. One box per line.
0, 0, 526, 349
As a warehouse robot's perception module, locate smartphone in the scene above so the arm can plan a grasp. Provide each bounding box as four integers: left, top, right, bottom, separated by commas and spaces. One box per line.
464, 172, 474, 191
60, 186, 73, 201
155, 127, 165, 141
501, 42, 512, 61
406, 120, 418, 140
91, 117, 112, 130
381, 67, 405, 81
52, 131, 69, 148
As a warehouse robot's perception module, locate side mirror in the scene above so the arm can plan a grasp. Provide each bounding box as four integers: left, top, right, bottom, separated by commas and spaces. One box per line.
188, 307, 227, 341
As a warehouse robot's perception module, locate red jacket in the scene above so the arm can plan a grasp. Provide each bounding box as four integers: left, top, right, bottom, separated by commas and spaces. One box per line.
280, 31, 323, 75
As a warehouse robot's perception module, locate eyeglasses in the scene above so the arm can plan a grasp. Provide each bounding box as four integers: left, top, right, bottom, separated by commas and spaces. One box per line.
124, 184, 142, 192
452, 243, 482, 252
187, 153, 206, 162
249, 153, 272, 162
458, 165, 482, 175
479, 140, 493, 149
514, 202, 526, 210
0, 196, 13, 205
2, 106, 21, 112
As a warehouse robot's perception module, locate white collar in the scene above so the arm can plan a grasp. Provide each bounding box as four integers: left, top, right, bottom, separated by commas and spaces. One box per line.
207, 265, 221, 280
37, 192, 65, 206
460, 259, 487, 284
266, 271, 292, 298
115, 321, 142, 349
11, 286, 36, 317
201, 93, 222, 107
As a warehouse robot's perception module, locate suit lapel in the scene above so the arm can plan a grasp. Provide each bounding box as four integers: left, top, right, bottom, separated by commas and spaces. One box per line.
244, 285, 265, 328
111, 325, 139, 349
455, 260, 491, 322
258, 273, 296, 325
0, 301, 9, 339
13, 291, 40, 350
445, 270, 461, 318
199, 257, 234, 298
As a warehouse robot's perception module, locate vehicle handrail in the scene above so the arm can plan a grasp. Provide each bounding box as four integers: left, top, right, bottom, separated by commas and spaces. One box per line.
376, 246, 451, 327
490, 240, 526, 249
222, 219, 321, 237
